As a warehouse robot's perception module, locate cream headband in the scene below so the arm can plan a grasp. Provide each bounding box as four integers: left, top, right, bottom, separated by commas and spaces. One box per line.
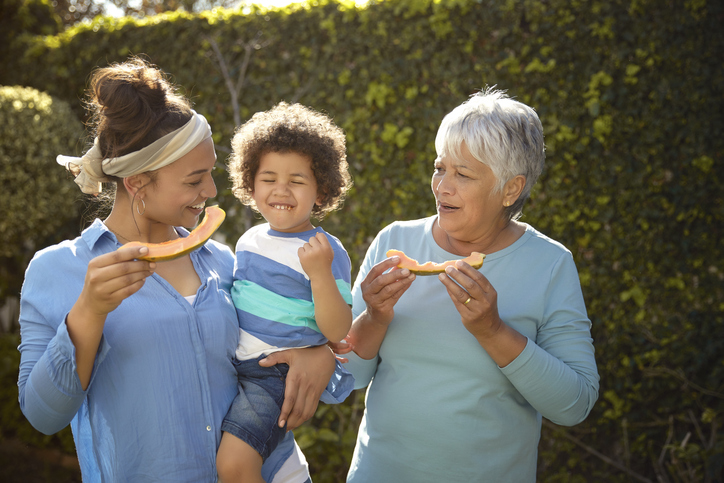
57, 110, 212, 195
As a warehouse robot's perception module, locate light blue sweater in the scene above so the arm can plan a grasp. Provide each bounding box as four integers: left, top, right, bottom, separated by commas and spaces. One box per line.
344, 216, 599, 483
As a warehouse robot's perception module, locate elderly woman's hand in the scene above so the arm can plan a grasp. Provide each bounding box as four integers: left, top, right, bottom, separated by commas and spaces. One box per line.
438, 261, 503, 338
345, 256, 415, 360
438, 260, 527, 366
360, 256, 415, 326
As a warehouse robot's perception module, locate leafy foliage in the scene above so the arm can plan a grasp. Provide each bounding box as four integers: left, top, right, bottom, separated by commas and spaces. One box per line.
0, 0, 62, 79
0, 86, 85, 304
0, 332, 75, 452
11, 0, 243, 27
1, 0, 723, 481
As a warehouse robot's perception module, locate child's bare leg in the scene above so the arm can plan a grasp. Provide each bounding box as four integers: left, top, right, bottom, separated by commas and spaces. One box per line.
217, 431, 265, 483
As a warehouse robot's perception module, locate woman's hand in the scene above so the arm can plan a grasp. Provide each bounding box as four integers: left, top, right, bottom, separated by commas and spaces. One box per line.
438, 260, 526, 367
259, 344, 336, 431
75, 246, 156, 318
345, 256, 415, 360
438, 261, 502, 338
360, 256, 415, 326
68, 246, 156, 389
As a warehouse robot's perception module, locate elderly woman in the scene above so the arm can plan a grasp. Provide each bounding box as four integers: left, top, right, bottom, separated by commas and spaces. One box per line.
342, 89, 599, 482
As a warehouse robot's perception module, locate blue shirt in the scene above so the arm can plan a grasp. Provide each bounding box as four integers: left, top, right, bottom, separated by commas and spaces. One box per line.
344, 217, 599, 483
17, 220, 300, 482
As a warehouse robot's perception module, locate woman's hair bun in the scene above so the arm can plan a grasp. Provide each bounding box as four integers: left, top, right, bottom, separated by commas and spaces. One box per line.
87, 57, 192, 160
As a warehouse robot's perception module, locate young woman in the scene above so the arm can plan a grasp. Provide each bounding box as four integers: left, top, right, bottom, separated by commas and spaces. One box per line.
18, 58, 334, 483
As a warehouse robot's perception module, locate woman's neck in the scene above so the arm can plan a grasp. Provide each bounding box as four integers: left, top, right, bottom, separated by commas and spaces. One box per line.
104, 200, 178, 244
432, 217, 525, 257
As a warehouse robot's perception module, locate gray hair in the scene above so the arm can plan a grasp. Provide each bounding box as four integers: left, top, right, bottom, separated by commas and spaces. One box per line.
434, 87, 545, 221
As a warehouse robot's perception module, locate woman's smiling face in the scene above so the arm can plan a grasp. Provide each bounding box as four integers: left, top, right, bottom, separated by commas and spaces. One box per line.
431, 143, 508, 244
143, 137, 218, 229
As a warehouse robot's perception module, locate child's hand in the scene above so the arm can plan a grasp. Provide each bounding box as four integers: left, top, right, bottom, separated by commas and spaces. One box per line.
298, 232, 334, 280
327, 337, 354, 364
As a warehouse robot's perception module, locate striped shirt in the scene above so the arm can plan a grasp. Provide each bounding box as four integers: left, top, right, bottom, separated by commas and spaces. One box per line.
232, 223, 353, 361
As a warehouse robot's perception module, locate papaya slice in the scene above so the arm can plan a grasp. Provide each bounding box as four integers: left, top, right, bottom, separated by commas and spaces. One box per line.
386, 249, 485, 275
122, 205, 226, 262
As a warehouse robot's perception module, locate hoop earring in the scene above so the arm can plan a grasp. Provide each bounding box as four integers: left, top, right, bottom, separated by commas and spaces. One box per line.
137, 199, 146, 216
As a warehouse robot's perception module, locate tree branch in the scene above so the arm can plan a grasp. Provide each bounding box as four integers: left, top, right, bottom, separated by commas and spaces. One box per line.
542, 419, 654, 483
205, 34, 242, 126
642, 366, 724, 400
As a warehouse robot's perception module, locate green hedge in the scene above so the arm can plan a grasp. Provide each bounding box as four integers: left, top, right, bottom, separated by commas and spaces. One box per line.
0, 0, 61, 67
0, 85, 84, 301
1, 0, 722, 481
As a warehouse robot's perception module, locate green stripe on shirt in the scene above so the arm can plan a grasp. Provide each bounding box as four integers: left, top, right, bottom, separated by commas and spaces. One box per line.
232, 280, 320, 332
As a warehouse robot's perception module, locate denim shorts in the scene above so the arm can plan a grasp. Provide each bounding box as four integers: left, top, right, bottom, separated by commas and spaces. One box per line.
221, 356, 289, 461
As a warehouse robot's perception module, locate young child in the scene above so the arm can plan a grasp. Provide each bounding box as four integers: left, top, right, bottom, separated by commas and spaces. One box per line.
217, 102, 355, 482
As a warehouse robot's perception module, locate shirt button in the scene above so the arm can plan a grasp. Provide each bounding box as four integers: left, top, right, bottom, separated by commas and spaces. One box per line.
206, 426, 212, 431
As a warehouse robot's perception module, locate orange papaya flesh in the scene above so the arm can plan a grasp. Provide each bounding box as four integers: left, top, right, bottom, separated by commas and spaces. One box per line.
122, 205, 226, 262
386, 249, 485, 275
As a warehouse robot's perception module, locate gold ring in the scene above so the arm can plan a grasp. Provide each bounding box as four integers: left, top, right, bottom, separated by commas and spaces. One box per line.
463, 296, 472, 305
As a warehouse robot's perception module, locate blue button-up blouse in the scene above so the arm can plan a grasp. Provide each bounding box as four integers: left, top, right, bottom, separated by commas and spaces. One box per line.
17, 220, 299, 482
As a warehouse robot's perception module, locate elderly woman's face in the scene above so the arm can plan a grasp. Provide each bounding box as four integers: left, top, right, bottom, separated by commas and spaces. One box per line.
431, 144, 508, 243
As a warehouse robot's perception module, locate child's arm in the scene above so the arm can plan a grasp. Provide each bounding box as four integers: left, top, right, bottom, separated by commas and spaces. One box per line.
298, 232, 353, 343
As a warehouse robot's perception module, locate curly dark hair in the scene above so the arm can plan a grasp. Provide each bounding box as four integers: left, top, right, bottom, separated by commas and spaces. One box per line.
228, 102, 352, 218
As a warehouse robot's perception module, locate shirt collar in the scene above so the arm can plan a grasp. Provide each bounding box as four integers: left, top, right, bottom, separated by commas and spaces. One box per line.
81, 219, 115, 250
